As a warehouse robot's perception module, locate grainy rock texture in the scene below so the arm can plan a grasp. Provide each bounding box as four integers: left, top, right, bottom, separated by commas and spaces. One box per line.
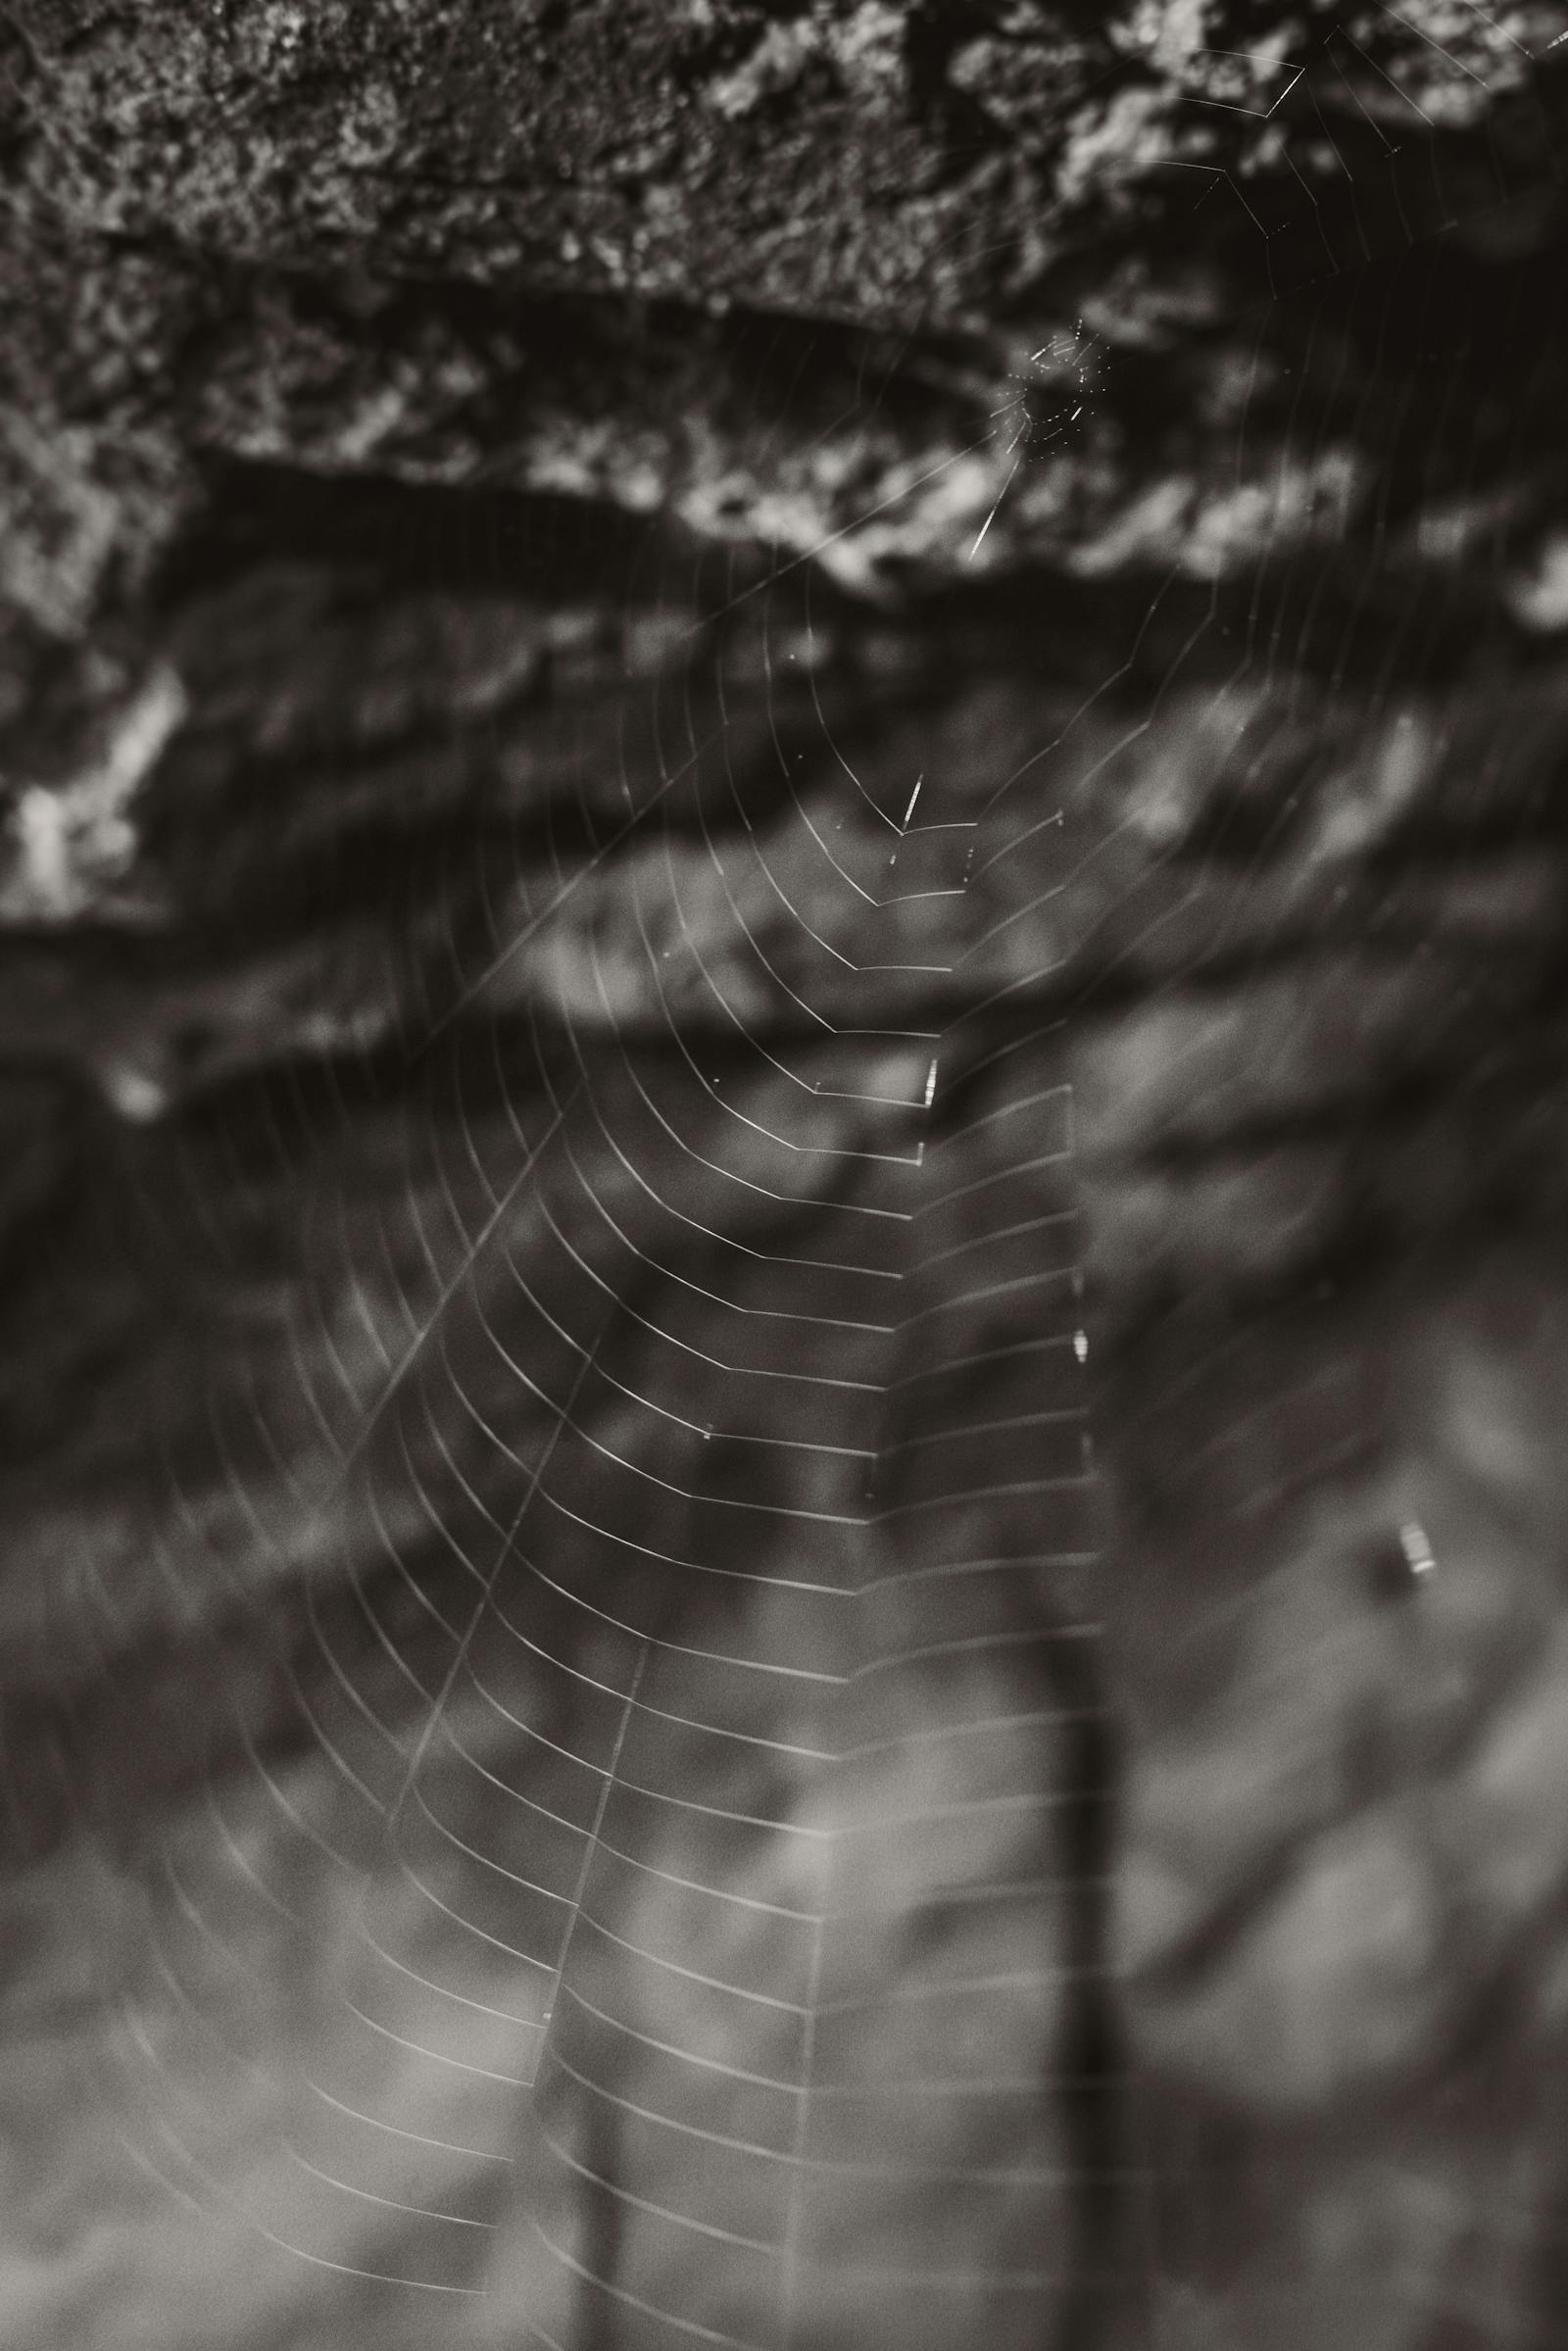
5, 5, 1568, 2349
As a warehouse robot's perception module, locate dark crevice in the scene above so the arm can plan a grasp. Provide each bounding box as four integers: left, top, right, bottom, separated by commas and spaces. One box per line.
1049, 1626, 1143, 2347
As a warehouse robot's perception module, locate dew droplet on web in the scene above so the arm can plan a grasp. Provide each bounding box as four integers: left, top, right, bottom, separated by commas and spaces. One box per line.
1399, 1521, 1435, 1576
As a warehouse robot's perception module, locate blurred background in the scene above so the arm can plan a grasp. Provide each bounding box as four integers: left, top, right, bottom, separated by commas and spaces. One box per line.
5, 4, 1568, 2345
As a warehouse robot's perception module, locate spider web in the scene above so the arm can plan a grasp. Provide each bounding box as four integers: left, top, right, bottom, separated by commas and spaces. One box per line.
4, 7, 1568, 2348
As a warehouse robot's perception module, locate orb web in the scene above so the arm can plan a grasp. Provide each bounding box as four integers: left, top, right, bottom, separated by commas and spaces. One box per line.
3, 9, 1568, 2350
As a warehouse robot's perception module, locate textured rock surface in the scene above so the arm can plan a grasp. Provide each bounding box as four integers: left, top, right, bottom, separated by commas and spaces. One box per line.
5, 4, 1568, 2348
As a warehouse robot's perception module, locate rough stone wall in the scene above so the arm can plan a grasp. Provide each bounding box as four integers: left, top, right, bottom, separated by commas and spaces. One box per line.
5, 5, 1568, 2348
